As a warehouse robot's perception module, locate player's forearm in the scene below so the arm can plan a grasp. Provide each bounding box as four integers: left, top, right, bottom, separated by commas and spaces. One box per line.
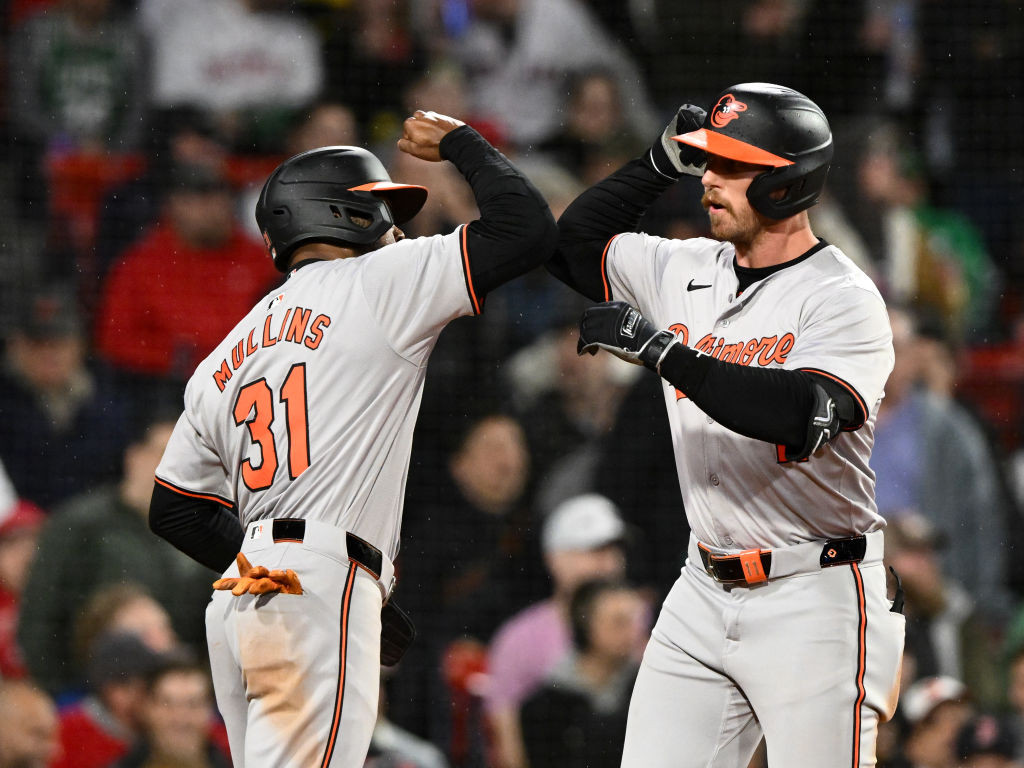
659, 346, 857, 453
439, 125, 557, 295
149, 481, 244, 572
549, 156, 677, 300
660, 346, 811, 446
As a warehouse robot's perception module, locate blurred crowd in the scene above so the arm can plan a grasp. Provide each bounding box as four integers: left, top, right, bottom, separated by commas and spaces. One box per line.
0, 0, 1022, 766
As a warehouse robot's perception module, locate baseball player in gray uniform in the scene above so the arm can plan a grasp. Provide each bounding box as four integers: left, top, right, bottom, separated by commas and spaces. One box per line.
148, 110, 557, 767
548, 83, 906, 766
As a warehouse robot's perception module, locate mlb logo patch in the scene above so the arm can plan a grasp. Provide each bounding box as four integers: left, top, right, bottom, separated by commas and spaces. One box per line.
268, 294, 285, 309
250, 523, 264, 540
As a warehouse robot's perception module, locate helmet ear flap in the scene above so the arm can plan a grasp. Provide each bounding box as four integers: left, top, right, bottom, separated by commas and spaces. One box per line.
747, 157, 831, 219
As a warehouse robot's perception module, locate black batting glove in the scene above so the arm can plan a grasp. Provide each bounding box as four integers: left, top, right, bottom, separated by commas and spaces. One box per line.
578, 301, 680, 373
648, 104, 707, 179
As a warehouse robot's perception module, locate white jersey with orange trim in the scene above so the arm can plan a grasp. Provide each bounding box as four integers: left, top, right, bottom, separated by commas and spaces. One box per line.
602, 233, 894, 549
156, 227, 476, 564
603, 233, 904, 768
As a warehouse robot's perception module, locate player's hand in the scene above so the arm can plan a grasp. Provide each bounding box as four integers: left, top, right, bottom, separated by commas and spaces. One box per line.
650, 103, 707, 178
213, 553, 304, 595
578, 301, 680, 373
397, 110, 466, 162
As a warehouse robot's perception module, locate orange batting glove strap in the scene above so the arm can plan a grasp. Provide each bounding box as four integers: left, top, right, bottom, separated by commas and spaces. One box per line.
213, 553, 304, 595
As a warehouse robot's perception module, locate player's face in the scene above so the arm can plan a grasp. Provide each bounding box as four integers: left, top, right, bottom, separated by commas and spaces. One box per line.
700, 155, 767, 247
377, 225, 406, 247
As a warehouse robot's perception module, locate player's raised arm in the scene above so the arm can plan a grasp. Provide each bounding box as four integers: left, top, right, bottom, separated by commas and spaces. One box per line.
547, 105, 707, 301
398, 110, 558, 302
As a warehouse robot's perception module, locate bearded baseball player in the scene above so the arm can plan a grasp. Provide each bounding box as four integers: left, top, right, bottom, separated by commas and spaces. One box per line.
548, 83, 906, 766
148, 110, 557, 767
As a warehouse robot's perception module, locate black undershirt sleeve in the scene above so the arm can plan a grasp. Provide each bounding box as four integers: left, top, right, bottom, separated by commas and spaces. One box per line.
548, 156, 678, 300
658, 346, 859, 450
439, 126, 557, 300
149, 481, 245, 573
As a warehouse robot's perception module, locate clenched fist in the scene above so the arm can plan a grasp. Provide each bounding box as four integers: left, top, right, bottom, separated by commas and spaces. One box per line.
397, 110, 466, 162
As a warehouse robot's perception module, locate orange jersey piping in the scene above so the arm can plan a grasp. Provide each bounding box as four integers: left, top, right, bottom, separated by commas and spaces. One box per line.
153, 476, 233, 509
460, 224, 481, 315
799, 368, 869, 430
850, 562, 867, 768
320, 564, 357, 767
600, 235, 620, 301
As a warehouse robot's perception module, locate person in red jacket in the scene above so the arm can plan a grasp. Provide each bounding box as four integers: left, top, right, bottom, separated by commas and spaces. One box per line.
94, 161, 279, 392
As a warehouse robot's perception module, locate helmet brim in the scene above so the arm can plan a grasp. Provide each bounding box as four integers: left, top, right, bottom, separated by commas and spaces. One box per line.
673, 129, 794, 168
349, 182, 428, 224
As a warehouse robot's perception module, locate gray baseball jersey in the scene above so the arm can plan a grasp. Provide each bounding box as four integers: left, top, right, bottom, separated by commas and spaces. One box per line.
603, 234, 895, 548
603, 233, 904, 768
156, 228, 475, 563
157, 227, 476, 768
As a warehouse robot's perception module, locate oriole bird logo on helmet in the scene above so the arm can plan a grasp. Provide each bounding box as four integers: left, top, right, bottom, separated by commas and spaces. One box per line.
710, 94, 747, 128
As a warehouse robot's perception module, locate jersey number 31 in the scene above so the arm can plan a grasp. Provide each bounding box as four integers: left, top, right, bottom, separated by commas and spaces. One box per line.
233, 363, 310, 490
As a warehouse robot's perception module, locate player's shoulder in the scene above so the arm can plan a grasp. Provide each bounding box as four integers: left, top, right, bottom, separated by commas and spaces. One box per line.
806, 242, 886, 301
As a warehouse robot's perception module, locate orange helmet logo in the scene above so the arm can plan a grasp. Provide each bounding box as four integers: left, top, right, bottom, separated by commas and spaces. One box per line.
710, 94, 747, 128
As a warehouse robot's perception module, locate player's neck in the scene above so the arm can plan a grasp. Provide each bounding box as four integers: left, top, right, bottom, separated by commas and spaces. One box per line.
289, 242, 360, 266
733, 216, 818, 270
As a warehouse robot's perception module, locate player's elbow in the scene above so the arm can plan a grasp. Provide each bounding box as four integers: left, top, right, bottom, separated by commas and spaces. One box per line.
522, 204, 558, 268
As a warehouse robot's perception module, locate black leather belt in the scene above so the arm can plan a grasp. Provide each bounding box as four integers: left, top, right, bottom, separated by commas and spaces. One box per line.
698, 535, 867, 586
271, 519, 384, 580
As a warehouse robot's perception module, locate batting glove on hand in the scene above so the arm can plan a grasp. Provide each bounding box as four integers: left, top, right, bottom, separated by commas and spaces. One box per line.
213, 553, 304, 595
577, 301, 680, 373
649, 104, 707, 178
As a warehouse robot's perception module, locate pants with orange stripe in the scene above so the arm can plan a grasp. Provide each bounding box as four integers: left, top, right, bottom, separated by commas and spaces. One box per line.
620, 559, 904, 767
206, 541, 383, 768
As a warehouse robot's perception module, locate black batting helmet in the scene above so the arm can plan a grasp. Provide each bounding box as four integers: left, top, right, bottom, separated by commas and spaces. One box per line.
255, 146, 428, 271
673, 83, 833, 219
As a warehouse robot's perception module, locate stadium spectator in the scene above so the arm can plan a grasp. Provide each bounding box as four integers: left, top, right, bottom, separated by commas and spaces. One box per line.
92, 106, 230, 297
918, 1, 1024, 288
284, 100, 360, 156
93, 159, 279, 421
504, 311, 634, 509
955, 713, 1021, 768
484, 494, 632, 768
871, 307, 1009, 624
0, 283, 128, 508
320, 0, 426, 144
898, 676, 974, 768
536, 68, 645, 185
0, 499, 45, 679
7, 0, 146, 213
855, 128, 998, 341
884, 513, 1003, 709
71, 585, 179, 677
443, 0, 656, 149
400, 65, 506, 150
17, 416, 212, 694
519, 578, 646, 768
51, 632, 165, 768
592, 372, 688, 593
0, 679, 59, 768
394, 412, 539, 744
138, 0, 323, 152
1004, 646, 1024, 765
368, 673, 450, 768
111, 653, 231, 768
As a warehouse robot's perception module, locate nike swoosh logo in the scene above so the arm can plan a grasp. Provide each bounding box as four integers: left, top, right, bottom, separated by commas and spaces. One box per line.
687, 279, 712, 291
